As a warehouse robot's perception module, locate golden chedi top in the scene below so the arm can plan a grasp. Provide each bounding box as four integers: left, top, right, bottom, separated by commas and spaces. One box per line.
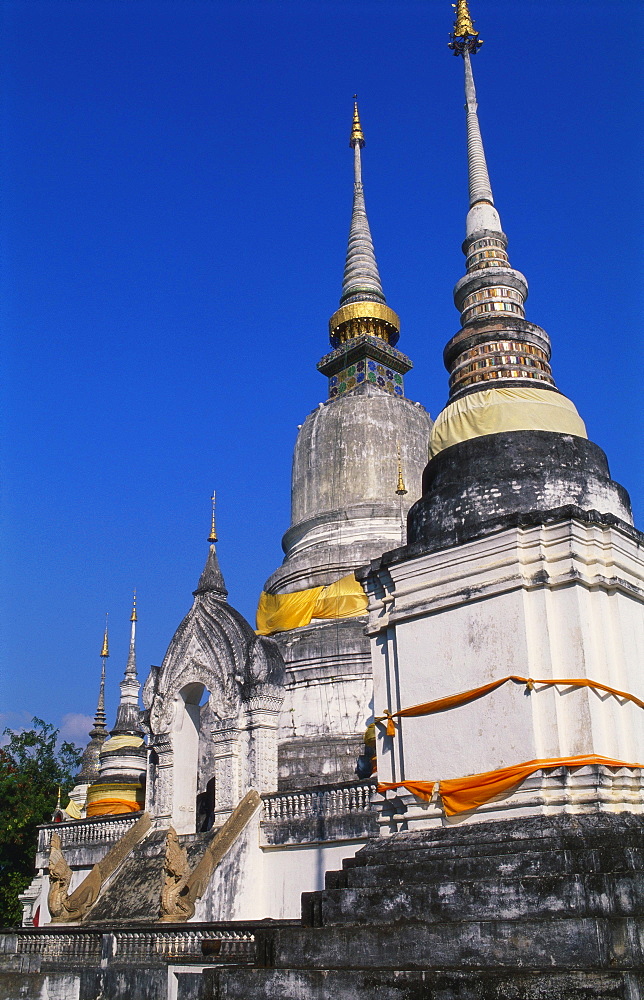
349, 99, 365, 149
100, 616, 109, 658
208, 491, 218, 544
130, 591, 137, 623
449, 0, 482, 55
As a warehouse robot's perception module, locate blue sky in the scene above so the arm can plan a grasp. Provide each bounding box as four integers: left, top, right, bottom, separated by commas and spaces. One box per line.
1, 0, 642, 745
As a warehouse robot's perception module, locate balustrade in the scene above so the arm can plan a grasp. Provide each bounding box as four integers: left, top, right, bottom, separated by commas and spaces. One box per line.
9, 923, 266, 967
37, 814, 139, 854
262, 780, 375, 823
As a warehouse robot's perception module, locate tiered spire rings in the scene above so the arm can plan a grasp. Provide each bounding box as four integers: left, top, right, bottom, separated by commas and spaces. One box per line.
319, 101, 412, 400
443, 0, 557, 401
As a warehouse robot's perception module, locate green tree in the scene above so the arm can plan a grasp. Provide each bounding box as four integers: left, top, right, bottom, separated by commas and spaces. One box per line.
0, 718, 82, 926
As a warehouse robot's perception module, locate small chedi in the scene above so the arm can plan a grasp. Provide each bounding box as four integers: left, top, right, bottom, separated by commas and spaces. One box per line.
3, 2, 642, 999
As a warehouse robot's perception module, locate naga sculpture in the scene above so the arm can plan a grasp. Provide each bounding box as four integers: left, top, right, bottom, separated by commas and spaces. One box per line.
47, 812, 151, 923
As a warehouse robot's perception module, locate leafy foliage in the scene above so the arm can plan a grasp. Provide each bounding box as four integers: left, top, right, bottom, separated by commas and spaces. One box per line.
0, 718, 82, 927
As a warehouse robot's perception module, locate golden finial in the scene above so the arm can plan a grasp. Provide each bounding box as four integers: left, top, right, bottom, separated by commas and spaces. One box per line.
130, 590, 137, 623
208, 491, 218, 544
395, 443, 407, 497
449, 0, 482, 54
100, 614, 109, 658
350, 97, 365, 149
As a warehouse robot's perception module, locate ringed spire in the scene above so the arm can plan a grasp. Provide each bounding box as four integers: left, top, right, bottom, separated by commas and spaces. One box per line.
318, 101, 412, 401
427, 0, 587, 457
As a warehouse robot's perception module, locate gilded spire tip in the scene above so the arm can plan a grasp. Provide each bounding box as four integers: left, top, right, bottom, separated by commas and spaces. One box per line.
208, 491, 218, 544
130, 590, 137, 622
350, 99, 365, 149
395, 442, 408, 496
100, 614, 109, 658
448, 0, 482, 55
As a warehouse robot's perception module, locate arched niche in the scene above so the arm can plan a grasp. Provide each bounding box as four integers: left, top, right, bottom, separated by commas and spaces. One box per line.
172, 682, 210, 835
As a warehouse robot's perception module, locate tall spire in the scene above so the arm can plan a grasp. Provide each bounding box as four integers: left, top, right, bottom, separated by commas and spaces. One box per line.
95, 615, 109, 730
124, 591, 137, 679
72, 620, 110, 788
194, 492, 228, 598
340, 100, 385, 308
112, 593, 143, 735
442, 0, 558, 402
319, 101, 411, 400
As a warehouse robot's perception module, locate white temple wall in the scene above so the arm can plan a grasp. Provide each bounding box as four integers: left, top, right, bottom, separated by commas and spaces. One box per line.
367, 518, 644, 827
194, 811, 365, 921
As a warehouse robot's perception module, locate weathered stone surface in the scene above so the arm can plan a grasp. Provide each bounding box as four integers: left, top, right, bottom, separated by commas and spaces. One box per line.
405, 430, 632, 554
204, 967, 644, 1000
277, 736, 365, 791
208, 813, 644, 999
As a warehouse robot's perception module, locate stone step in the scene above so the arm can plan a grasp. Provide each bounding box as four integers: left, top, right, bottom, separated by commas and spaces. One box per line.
259, 915, 644, 972
343, 815, 643, 869
305, 872, 644, 928
87, 826, 219, 923
205, 966, 644, 1000
326, 845, 644, 889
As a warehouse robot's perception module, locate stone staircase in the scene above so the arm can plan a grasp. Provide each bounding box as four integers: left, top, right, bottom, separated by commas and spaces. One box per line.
205, 812, 644, 999
88, 827, 219, 924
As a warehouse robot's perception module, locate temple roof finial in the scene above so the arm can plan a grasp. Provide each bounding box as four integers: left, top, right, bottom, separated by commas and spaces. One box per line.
448, 0, 483, 55
208, 491, 218, 544
194, 493, 228, 599
350, 98, 365, 149
396, 443, 408, 497
100, 614, 109, 659
130, 591, 137, 623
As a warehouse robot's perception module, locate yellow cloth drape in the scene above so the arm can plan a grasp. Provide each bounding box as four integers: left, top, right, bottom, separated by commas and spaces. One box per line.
439, 755, 644, 816
256, 573, 368, 635
63, 799, 82, 820
377, 756, 643, 814
429, 386, 587, 458
101, 735, 145, 753
377, 675, 644, 736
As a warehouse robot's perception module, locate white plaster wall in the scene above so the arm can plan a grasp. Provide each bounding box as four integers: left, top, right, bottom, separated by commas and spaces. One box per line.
369, 520, 644, 802
260, 841, 364, 918
194, 809, 364, 921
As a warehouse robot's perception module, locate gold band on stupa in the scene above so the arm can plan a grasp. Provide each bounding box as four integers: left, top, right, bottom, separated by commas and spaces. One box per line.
329, 301, 400, 346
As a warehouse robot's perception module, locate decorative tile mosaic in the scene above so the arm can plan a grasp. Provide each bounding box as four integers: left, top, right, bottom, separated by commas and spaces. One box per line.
329, 360, 404, 399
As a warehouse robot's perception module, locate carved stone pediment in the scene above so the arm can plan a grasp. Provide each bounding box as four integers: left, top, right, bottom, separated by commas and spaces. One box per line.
146, 592, 284, 734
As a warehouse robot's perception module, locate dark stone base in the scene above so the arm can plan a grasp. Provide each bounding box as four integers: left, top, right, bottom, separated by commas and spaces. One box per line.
406, 430, 632, 553
206, 813, 644, 1000
205, 967, 644, 1000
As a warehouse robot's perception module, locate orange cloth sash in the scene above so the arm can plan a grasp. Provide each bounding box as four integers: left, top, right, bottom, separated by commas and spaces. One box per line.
376, 781, 436, 801
439, 755, 644, 816
86, 799, 142, 817
378, 675, 644, 736
377, 756, 643, 815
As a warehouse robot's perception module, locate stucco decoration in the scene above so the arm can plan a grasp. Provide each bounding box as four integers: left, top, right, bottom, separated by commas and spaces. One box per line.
145, 580, 285, 735
159, 790, 261, 922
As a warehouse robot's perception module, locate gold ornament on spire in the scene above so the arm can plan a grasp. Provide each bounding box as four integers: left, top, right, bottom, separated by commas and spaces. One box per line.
452, 0, 477, 38
208, 491, 218, 544
101, 614, 109, 658
448, 0, 482, 54
395, 443, 408, 497
350, 98, 365, 149
130, 590, 137, 623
